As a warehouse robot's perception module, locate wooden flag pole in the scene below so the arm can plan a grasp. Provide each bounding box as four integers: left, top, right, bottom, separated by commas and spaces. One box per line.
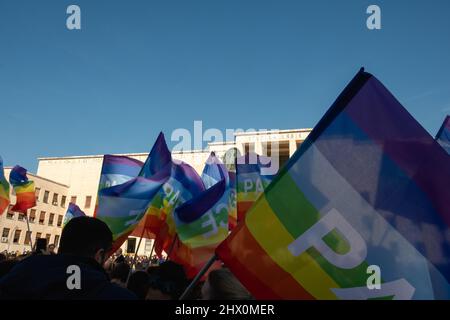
179, 254, 217, 300
126, 227, 145, 285
25, 213, 33, 252
165, 235, 178, 261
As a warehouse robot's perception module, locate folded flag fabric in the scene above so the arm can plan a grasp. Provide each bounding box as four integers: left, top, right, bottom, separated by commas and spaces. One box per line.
94, 155, 144, 216
173, 179, 229, 278
201, 152, 229, 189
96, 170, 169, 254
0, 157, 10, 215
9, 165, 36, 213
63, 202, 86, 227
436, 115, 450, 155
236, 153, 275, 222
175, 179, 229, 248
201, 152, 237, 229
216, 69, 450, 300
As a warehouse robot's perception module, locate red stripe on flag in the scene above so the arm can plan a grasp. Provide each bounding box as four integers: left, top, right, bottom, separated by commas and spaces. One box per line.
216, 223, 314, 300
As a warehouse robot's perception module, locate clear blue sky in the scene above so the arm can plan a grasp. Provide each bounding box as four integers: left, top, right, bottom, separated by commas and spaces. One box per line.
1, 0, 450, 172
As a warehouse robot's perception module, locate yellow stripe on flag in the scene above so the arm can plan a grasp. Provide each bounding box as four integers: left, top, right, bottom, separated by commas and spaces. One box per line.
246, 196, 339, 299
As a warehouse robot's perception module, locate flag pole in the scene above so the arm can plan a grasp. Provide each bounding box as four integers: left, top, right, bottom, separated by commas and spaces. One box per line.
25, 212, 33, 251
179, 254, 217, 300
126, 227, 145, 285
165, 235, 178, 261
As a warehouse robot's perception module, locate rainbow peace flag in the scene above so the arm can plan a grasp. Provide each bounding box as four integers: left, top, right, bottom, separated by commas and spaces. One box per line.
96, 173, 169, 253
175, 179, 229, 248
201, 152, 237, 229
63, 202, 86, 227
436, 115, 450, 154
236, 153, 274, 222
216, 69, 450, 300
9, 166, 36, 214
173, 179, 229, 277
94, 154, 144, 216
0, 157, 10, 215
133, 133, 205, 251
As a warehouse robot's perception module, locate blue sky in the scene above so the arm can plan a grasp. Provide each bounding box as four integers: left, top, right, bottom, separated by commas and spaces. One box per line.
1, 0, 450, 172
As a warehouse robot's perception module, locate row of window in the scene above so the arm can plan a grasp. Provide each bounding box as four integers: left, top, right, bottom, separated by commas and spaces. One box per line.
70, 195, 92, 209
1, 227, 60, 247
6, 206, 64, 227
34, 189, 93, 210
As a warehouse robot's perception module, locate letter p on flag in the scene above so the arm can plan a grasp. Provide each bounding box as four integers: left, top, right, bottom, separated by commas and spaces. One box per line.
288, 209, 367, 269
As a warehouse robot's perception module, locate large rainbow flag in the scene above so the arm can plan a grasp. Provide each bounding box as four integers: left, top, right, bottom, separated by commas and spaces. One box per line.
9, 166, 36, 214
63, 202, 86, 227
0, 157, 10, 215
216, 69, 450, 300
236, 153, 274, 222
436, 115, 450, 155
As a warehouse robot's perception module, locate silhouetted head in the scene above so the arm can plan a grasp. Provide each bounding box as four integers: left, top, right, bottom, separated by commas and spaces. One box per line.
59, 216, 113, 266
202, 268, 252, 300
146, 261, 188, 300
127, 271, 150, 299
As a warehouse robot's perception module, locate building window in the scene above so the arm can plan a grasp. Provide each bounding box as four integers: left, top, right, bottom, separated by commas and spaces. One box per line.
35, 187, 41, 202
57, 215, 63, 227
18, 212, 25, 221
49, 213, 55, 226
54, 235, 60, 247
277, 141, 291, 168
25, 231, 32, 245
85, 196, 92, 209
39, 211, 46, 224
35, 232, 42, 241
52, 193, 58, 206
6, 205, 14, 219
2, 228, 10, 239
126, 238, 137, 253
29, 209, 36, 223
45, 234, 51, 244
43, 191, 50, 204
70, 196, 77, 205
61, 196, 67, 208
243, 143, 255, 155
13, 229, 21, 244
262, 142, 273, 157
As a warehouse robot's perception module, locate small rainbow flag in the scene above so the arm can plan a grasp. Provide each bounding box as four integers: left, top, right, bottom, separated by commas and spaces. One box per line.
0, 157, 10, 215
216, 69, 450, 300
9, 166, 36, 214
63, 202, 86, 227
436, 115, 450, 155
236, 153, 274, 222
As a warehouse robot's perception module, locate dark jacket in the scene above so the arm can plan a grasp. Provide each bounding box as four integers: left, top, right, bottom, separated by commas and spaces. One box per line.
0, 254, 136, 300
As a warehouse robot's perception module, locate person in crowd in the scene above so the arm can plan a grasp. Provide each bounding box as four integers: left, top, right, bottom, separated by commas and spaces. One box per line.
127, 271, 150, 299
0, 216, 136, 299
110, 262, 130, 288
47, 244, 56, 255
114, 248, 125, 264
0, 253, 6, 263
145, 261, 188, 300
0, 260, 18, 279
201, 268, 253, 300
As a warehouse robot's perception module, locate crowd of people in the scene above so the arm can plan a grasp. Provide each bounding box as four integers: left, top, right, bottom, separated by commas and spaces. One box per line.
0, 216, 252, 300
